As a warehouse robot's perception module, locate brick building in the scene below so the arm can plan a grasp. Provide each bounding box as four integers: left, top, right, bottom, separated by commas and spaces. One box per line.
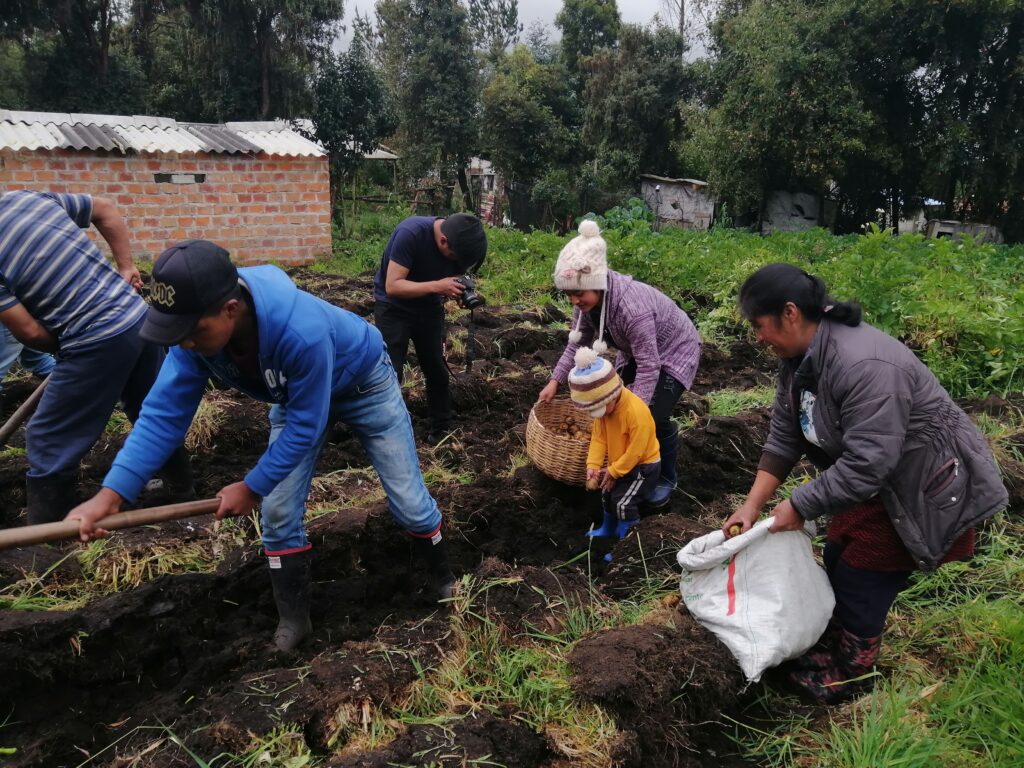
0, 110, 332, 265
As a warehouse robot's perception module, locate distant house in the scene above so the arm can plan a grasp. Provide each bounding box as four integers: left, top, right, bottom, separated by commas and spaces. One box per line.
760, 190, 836, 235
639, 175, 715, 230
0, 109, 333, 265
468, 157, 502, 226
925, 219, 1004, 244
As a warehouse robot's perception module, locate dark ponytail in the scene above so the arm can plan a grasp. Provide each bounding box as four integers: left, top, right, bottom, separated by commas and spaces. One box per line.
738, 263, 861, 326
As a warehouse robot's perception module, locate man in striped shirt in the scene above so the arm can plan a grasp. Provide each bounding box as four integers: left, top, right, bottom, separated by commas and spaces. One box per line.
0, 190, 191, 524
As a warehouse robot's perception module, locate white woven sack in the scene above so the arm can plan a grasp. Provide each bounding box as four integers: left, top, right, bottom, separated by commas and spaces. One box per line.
677, 518, 835, 682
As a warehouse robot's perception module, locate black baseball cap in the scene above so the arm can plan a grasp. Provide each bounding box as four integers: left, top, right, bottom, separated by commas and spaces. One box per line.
141, 239, 239, 346
440, 213, 487, 271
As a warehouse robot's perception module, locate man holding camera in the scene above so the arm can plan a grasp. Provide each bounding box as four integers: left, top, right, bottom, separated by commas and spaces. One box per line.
373, 213, 487, 444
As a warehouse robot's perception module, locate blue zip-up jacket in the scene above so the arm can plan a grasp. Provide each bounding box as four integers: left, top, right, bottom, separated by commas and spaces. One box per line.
104, 265, 383, 501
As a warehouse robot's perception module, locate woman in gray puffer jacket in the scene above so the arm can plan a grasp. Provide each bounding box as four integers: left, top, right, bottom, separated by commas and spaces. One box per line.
722, 263, 1007, 704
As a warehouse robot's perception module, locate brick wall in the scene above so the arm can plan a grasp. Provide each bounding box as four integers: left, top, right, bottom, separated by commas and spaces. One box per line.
0, 148, 332, 265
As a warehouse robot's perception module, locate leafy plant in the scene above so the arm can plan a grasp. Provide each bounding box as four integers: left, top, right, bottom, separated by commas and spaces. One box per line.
595, 197, 654, 235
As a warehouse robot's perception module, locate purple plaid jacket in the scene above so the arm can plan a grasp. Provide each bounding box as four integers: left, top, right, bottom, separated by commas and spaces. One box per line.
551, 270, 701, 403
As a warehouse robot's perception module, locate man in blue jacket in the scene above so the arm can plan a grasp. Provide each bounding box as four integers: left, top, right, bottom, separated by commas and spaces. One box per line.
68, 240, 456, 651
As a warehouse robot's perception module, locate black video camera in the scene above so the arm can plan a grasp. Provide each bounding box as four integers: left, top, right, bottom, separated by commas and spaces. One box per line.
454, 275, 485, 309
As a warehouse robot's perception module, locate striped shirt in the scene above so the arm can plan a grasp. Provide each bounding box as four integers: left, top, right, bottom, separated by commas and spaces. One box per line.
0, 191, 145, 349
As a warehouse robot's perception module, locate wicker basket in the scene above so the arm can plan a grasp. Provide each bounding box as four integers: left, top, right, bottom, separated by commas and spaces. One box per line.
526, 399, 594, 486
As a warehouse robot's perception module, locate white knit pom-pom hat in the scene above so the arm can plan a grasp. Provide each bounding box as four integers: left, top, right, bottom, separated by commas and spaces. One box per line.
554, 219, 607, 292
555, 220, 611, 355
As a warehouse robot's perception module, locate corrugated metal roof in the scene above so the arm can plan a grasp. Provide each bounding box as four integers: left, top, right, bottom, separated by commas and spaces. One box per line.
364, 147, 398, 161
639, 174, 709, 187
60, 122, 126, 152
186, 124, 263, 154
227, 123, 325, 157
0, 110, 327, 157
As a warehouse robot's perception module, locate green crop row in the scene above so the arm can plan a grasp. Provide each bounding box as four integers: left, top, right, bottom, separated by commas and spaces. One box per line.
325, 206, 1024, 398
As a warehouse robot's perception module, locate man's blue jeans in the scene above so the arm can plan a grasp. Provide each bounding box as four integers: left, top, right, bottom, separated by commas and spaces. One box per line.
260, 352, 443, 554
0, 326, 56, 392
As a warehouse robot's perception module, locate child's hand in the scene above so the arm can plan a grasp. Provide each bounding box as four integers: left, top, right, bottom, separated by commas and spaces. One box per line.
585, 468, 600, 491
600, 470, 615, 492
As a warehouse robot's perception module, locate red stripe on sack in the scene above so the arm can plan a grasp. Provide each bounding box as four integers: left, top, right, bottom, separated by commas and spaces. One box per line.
726, 555, 737, 616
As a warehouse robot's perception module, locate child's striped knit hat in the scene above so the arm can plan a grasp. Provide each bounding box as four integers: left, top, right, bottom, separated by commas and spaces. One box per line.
568, 346, 622, 416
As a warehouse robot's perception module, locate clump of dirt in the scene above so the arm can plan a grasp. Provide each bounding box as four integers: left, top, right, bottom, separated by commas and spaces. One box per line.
568, 613, 746, 768
289, 267, 376, 317
0, 543, 83, 589
675, 412, 771, 507
444, 472, 600, 568
333, 714, 551, 768
692, 340, 774, 395
601, 515, 713, 599
0, 502, 457, 768
958, 393, 1024, 420
470, 557, 596, 633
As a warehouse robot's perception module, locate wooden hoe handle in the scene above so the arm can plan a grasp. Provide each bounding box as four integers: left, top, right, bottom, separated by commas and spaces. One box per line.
0, 376, 49, 446
0, 498, 222, 551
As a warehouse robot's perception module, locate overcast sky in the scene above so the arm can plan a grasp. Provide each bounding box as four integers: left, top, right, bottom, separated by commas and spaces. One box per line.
338, 0, 683, 47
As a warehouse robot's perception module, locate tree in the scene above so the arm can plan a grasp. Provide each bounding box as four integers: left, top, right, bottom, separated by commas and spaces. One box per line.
308, 36, 397, 213
376, 0, 480, 209
524, 19, 557, 64
911, 0, 1024, 238
174, 0, 344, 120
660, 0, 685, 53
688, 0, 1024, 235
480, 44, 579, 183
685, 0, 878, 217
583, 23, 688, 188
1, 0, 147, 113
555, 0, 620, 78
0, 40, 28, 108
467, 0, 522, 62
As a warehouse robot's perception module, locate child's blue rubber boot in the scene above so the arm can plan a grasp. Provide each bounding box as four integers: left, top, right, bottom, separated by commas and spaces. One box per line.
645, 479, 674, 508
615, 517, 640, 539
603, 518, 640, 562
586, 510, 617, 538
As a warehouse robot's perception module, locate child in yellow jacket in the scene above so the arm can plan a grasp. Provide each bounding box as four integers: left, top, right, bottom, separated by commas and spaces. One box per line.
568, 346, 661, 548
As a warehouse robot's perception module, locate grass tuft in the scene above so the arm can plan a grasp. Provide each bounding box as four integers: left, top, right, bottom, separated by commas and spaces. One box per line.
705, 386, 776, 417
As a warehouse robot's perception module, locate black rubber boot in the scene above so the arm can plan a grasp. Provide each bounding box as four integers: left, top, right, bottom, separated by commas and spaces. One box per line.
267, 549, 313, 652
25, 474, 77, 525
411, 532, 457, 600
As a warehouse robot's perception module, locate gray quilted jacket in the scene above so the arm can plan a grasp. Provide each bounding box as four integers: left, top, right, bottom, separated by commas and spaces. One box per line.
551, 270, 701, 403
760, 320, 1007, 570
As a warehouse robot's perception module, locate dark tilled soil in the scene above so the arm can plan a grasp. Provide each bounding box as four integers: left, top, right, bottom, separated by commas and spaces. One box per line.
331, 714, 552, 768
569, 614, 746, 768
0, 272, 843, 767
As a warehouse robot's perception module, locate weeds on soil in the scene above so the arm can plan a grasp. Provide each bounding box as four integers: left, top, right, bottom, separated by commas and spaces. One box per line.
388, 574, 622, 766
705, 386, 776, 417
185, 395, 228, 451
1, 532, 224, 612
